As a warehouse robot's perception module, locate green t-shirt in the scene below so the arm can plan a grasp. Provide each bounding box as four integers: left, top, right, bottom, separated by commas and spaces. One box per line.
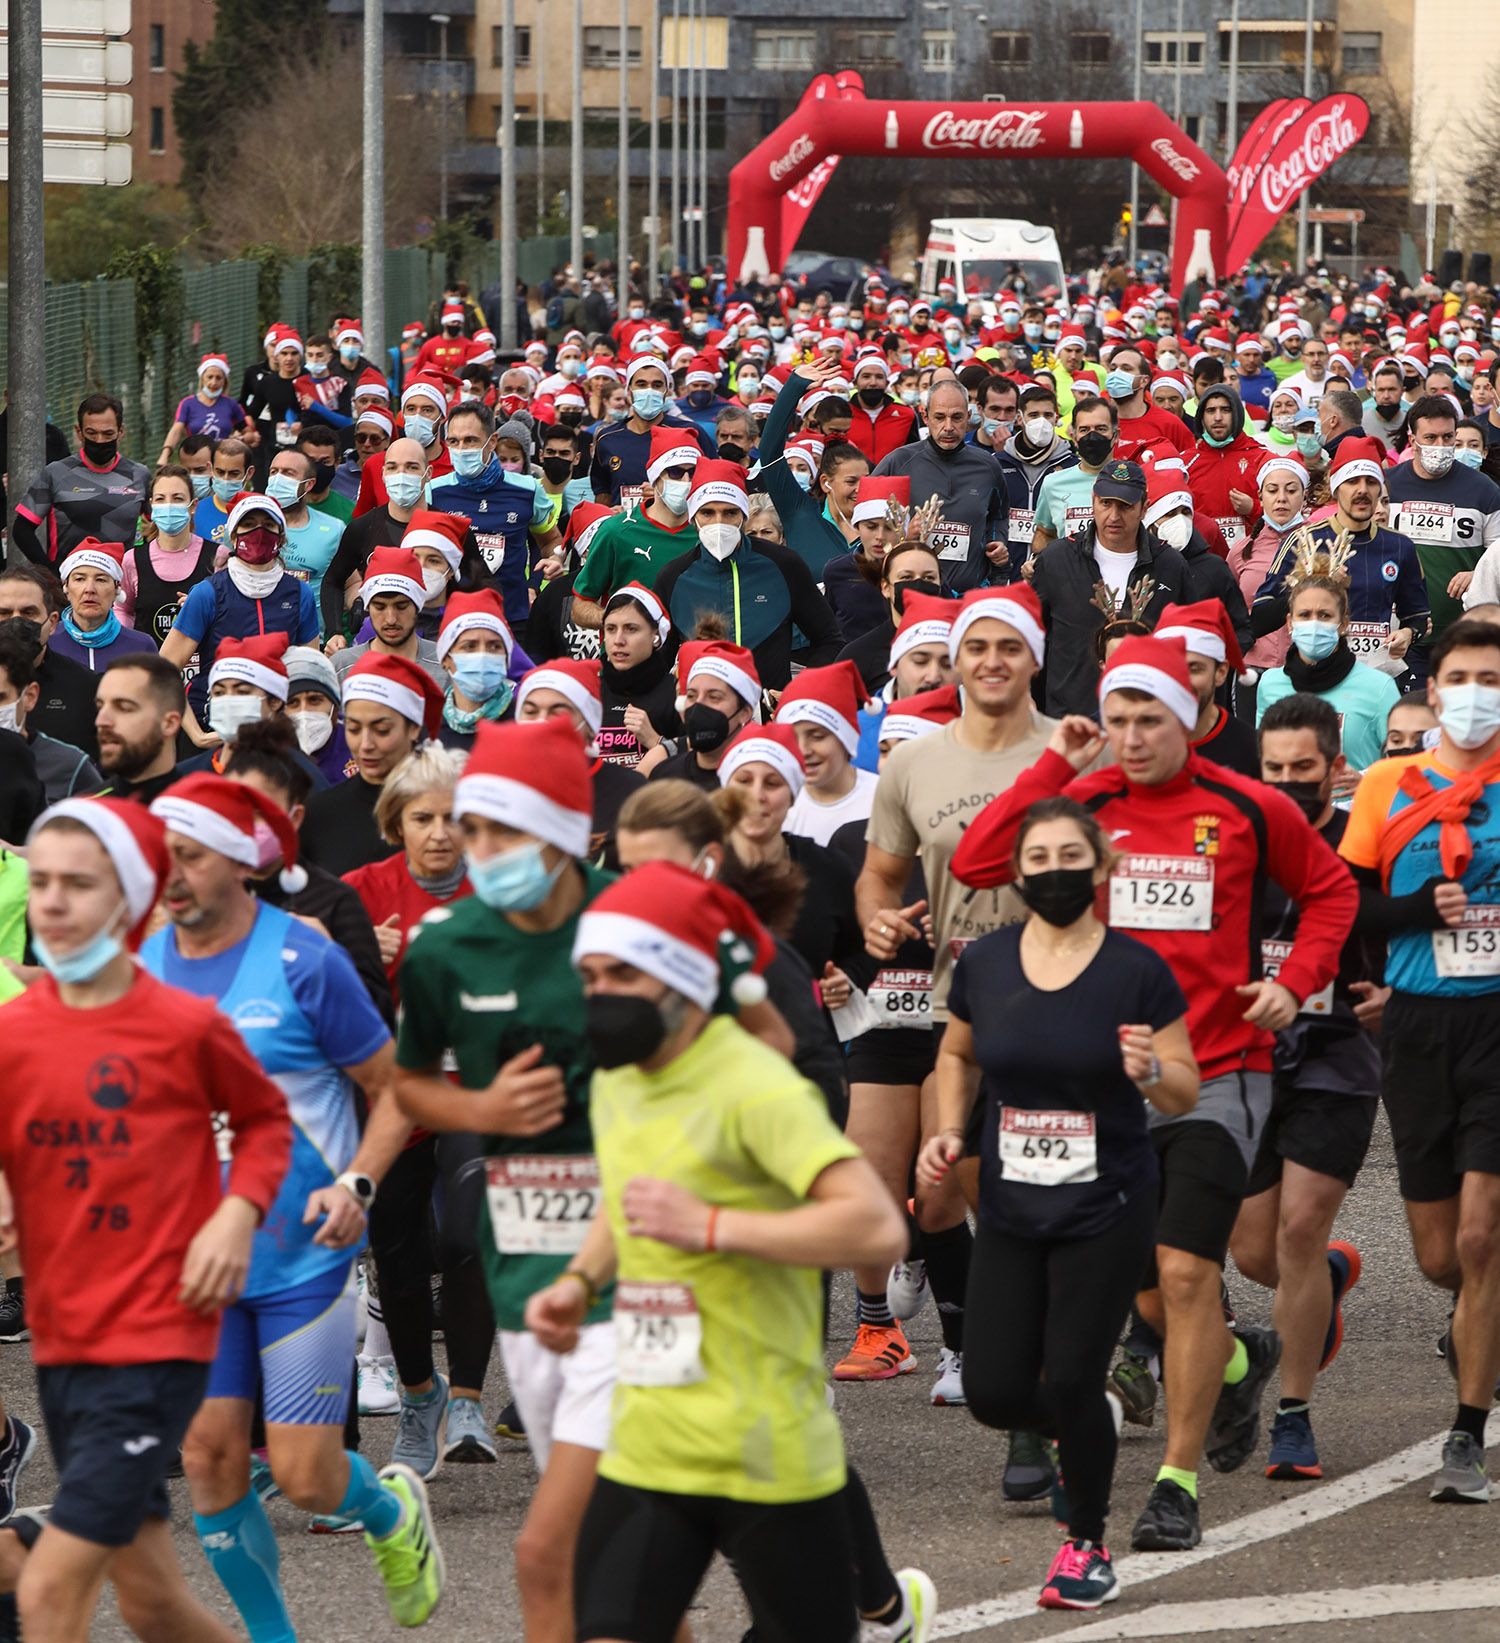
592, 1015, 860, 1504
313, 492, 354, 526
0, 852, 28, 964
1034, 465, 1100, 541
394, 864, 615, 1330
573, 509, 696, 604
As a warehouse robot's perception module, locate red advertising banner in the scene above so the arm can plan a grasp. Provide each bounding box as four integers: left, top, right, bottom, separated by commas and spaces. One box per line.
776, 72, 864, 253
1224, 94, 1370, 269
1225, 98, 1310, 223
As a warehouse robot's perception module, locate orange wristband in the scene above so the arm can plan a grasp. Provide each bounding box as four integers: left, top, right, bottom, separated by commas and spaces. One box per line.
704, 1206, 720, 1253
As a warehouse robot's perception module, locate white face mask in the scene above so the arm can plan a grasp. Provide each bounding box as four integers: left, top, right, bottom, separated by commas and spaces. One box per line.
1154, 513, 1193, 550
288, 708, 334, 754
698, 523, 740, 561
422, 567, 450, 606
1419, 444, 1456, 478
209, 693, 265, 744
0, 700, 18, 733
1438, 682, 1500, 750
1022, 415, 1053, 446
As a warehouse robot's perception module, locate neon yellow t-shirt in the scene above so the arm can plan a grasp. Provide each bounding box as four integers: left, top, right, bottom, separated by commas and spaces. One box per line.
591, 1015, 858, 1504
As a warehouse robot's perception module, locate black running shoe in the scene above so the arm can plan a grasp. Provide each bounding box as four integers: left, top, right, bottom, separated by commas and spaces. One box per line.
1002, 1430, 1056, 1502
1130, 1478, 1201, 1551
493, 1400, 527, 1441
1206, 1325, 1281, 1475
0, 1420, 37, 1522
0, 1283, 27, 1344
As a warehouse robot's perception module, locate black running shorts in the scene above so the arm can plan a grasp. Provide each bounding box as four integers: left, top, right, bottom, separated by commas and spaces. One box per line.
1381, 991, 1500, 1202
1246, 1082, 1378, 1194
844, 1026, 937, 1088
1142, 1120, 1249, 1280
37, 1360, 209, 1547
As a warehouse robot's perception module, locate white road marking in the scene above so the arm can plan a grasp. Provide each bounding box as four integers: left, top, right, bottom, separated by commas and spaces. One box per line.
929, 1429, 1454, 1637
1034, 1576, 1500, 1641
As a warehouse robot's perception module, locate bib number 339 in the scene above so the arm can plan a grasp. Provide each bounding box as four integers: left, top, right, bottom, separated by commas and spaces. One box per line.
615, 1281, 706, 1386
999, 1109, 1098, 1186
485, 1156, 599, 1255
1110, 856, 1214, 931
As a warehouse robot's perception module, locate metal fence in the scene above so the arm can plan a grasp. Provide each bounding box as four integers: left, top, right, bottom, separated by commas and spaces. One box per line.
0, 235, 616, 463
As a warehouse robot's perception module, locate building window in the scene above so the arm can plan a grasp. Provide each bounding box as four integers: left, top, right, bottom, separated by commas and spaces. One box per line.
921, 31, 955, 73
1070, 31, 1110, 66
149, 23, 165, 68
1182, 113, 1202, 143
1143, 32, 1203, 71
1342, 30, 1381, 74
491, 25, 532, 67
1219, 30, 1293, 67
751, 28, 814, 71
989, 31, 1031, 68
832, 29, 899, 68
148, 105, 165, 152
582, 26, 641, 68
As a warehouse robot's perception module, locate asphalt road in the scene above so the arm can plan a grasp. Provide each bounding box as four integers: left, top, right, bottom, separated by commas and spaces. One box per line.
4, 1109, 1499, 1641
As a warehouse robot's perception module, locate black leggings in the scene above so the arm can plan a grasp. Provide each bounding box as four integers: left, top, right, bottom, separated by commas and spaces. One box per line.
575, 1475, 857, 1643
368, 1135, 496, 1392
962, 1191, 1156, 1543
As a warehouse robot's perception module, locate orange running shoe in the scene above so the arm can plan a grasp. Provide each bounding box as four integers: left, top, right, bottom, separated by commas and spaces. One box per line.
833, 1323, 915, 1381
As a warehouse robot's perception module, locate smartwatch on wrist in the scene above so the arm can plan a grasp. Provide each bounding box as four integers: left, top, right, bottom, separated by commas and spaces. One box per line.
335, 1171, 376, 1211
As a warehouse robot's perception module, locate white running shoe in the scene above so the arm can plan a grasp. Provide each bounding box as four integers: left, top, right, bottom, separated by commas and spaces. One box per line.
355, 1263, 369, 1346
357, 1353, 400, 1417
861, 1567, 938, 1642
929, 1347, 965, 1407
887, 1260, 930, 1322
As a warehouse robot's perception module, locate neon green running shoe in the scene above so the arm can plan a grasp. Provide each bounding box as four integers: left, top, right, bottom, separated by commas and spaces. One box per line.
365, 1462, 445, 1626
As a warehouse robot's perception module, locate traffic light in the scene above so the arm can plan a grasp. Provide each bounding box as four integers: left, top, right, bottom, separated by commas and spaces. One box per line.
1121, 205, 1133, 228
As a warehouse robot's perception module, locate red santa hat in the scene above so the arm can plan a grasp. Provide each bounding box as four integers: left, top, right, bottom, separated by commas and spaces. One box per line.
207, 633, 291, 702
683, 356, 718, 390
774, 660, 867, 757
197, 352, 230, 379
402, 321, 426, 340
436, 589, 514, 664
566, 500, 615, 560
400, 374, 450, 415
1152, 371, 1190, 400
58, 537, 126, 584
441, 301, 465, 323
516, 658, 604, 739
604, 581, 670, 646
354, 368, 390, 403
676, 639, 760, 716
851, 349, 890, 381
454, 716, 594, 858
28, 797, 168, 948
716, 722, 806, 799
646, 426, 702, 483
1154, 598, 1250, 683
888, 591, 954, 671
585, 360, 622, 385
400, 510, 467, 574
572, 861, 774, 1010
151, 772, 307, 894
1098, 635, 1196, 732
1257, 453, 1310, 490
1327, 435, 1387, 492
334, 322, 365, 349
852, 473, 910, 528
1142, 461, 1194, 531
357, 407, 396, 439
687, 459, 749, 519
879, 684, 962, 745
948, 584, 1046, 668
360, 545, 427, 608
264, 323, 303, 355
1057, 324, 1087, 348
552, 386, 588, 415
341, 652, 444, 738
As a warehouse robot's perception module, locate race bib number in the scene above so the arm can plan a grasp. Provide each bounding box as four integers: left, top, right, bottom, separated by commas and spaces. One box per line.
1393, 501, 1455, 544
484, 1155, 600, 1255
618, 484, 647, 518
1261, 939, 1334, 1015
999, 1109, 1098, 1186
476, 531, 506, 574
1062, 503, 1095, 536
930, 519, 972, 562
867, 968, 933, 1027
1007, 508, 1036, 545
1346, 620, 1405, 678
1432, 906, 1500, 979
615, 1281, 705, 1386
1110, 856, 1214, 931
1216, 516, 1249, 549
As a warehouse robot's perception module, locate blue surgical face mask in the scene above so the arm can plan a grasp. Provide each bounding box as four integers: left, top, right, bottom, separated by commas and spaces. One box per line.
606, 403, 629, 422
212, 475, 242, 503
1290, 618, 1341, 661
466, 840, 565, 911
307, 359, 329, 378
153, 502, 191, 535
632, 388, 667, 420
1438, 682, 1500, 750
1104, 368, 1137, 400
33, 911, 127, 985
982, 417, 1004, 439
1455, 446, 1484, 470
386, 473, 425, 510
404, 414, 437, 447
1296, 432, 1323, 459
657, 477, 692, 515
450, 445, 491, 480
190, 472, 212, 500
340, 343, 362, 366
265, 473, 304, 508
451, 653, 508, 701
791, 466, 813, 492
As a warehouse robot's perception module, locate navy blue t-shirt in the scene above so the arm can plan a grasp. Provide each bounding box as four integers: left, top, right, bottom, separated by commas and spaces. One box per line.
949, 924, 1186, 1241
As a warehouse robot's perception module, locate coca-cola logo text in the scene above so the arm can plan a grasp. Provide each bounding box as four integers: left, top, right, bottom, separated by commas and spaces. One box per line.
1149, 136, 1199, 182
921, 108, 1046, 153
786, 157, 838, 210
1256, 102, 1360, 212
769, 133, 814, 181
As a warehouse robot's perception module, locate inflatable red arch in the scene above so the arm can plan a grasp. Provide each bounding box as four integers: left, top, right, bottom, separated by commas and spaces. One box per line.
727, 76, 1229, 296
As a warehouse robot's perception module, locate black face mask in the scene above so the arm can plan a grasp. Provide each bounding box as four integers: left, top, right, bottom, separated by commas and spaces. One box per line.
1076, 431, 1113, 467
586, 992, 670, 1069
312, 460, 336, 492
541, 455, 574, 484
559, 410, 584, 426
82, 437, 118, 466
716, 442, 747, 465
683, 702, 733, 752
1269, 778, 1330, 823
858, 387, 888, 410
1015, 867, 1099, 928
892, 578, 943, 615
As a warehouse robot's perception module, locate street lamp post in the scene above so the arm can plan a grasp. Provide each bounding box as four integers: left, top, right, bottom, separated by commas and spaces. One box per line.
1296, 0, 1315, 269
647, 0, 660, 286
685, 0, 696, 270
500, 0, 517, 345
536, 0, 546, 233
670, 0, 680, 274
570, 0, 583, 277
362, 0, 385, 368
1128, 0, 1141, 264
618, 0, 629, 277
432, 12, 451, 221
